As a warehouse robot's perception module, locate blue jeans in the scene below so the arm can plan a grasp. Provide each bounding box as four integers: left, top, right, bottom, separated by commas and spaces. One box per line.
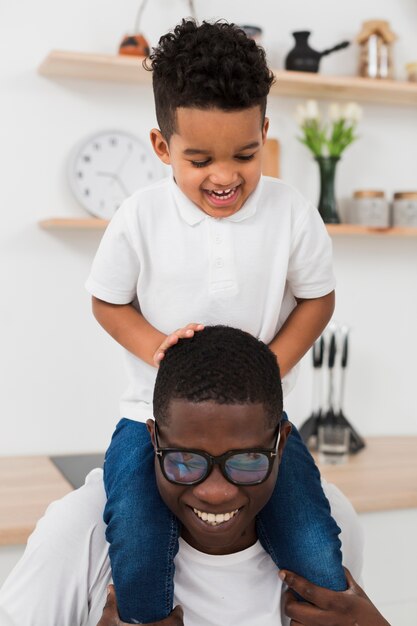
104, 414, 347, 623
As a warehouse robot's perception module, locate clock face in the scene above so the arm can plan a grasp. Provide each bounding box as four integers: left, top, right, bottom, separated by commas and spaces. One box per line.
68, 130, 159, 219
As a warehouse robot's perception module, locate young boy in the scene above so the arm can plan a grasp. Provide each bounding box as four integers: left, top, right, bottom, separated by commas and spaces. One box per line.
85, 19, 341, 624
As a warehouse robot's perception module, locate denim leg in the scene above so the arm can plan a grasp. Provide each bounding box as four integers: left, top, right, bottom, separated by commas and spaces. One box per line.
103, 419, 180, 623
256, 414, 347, 591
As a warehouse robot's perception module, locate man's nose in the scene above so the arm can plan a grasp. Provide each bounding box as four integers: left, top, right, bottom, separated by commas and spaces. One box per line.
192, 465, 240, 505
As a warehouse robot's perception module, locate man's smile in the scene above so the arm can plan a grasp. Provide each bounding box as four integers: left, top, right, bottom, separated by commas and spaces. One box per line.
192, 506, 240, 526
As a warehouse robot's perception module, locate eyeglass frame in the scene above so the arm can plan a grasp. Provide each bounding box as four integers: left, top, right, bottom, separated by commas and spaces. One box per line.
153, 420, 281, 487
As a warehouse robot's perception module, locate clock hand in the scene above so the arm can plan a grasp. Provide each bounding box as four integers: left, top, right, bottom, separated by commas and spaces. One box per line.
115, 147, 133, 177
114, 174, 130, 198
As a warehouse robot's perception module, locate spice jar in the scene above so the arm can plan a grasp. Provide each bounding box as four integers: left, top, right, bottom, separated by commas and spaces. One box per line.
348, 190, 390, 227
238, 25, 263, 44
356, 20, 397, 79
406, 62, 417, 82
392, 192, 417, 227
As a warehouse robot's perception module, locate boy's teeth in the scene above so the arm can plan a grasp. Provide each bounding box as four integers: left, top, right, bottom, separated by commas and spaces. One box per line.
193, 508, 238, 525
209, 187, 236, 199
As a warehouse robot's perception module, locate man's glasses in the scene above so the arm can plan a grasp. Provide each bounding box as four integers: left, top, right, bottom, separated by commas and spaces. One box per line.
153, 422, 281, 486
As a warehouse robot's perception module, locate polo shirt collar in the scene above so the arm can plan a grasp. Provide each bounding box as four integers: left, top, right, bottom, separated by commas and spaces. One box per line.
170, 176, 262, 225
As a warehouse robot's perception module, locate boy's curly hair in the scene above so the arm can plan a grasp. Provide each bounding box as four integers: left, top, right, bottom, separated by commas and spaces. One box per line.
144, 20, 275, 141
153, 325, 283, 427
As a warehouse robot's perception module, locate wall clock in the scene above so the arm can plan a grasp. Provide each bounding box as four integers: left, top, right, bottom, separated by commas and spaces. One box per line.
68, 130, 159, 219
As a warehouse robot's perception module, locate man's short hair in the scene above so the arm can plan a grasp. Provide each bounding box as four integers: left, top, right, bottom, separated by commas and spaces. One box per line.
153, 325, 283, 427
144, 19, 275, 141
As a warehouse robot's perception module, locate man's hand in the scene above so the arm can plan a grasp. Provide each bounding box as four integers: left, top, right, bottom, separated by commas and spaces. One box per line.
280, 568, 391, 626
97, 585, 184, 626
153, 323, 204, 366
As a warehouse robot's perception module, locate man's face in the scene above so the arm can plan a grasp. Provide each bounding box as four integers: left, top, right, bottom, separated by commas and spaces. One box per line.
147, 400, 290, 555
150, 106, 269, 219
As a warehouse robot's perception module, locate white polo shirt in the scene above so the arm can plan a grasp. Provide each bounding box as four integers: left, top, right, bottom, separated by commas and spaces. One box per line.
85, 176, 335, 421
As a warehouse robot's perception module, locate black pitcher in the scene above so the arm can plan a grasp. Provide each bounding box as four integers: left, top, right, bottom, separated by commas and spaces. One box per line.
285, 31, 350, 73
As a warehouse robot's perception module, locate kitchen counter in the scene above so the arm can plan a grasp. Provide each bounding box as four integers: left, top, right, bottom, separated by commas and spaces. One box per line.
314, 435, 417, 513
1, 436, 417, 546
0, 456, 72, 546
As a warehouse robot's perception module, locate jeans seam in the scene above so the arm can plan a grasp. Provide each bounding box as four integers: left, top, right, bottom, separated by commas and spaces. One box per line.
256, 515, 279, 567
164, 514, 179, 615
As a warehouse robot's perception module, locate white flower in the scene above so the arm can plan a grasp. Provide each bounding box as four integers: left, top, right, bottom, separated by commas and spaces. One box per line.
305, 99, 320, 121
328, 103, 343, 122
342, 102, 362, 123
295, 104, 307, 125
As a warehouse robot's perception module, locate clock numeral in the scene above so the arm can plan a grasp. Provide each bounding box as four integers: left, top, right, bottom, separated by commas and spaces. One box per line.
110, 138, 118, 146
77, 171, 83, 178
84, 188, 90, 196
83, 155, 91, 163
93, 142, 101, 150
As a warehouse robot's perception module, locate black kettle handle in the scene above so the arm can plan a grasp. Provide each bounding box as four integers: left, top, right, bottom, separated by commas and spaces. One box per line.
320, 40, 350, 57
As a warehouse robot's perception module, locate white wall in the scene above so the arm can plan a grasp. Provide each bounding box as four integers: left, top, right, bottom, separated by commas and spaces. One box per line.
1, 0, 417, 456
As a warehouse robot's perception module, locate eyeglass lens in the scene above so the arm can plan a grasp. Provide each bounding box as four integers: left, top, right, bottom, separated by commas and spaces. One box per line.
163, 450, 270, 485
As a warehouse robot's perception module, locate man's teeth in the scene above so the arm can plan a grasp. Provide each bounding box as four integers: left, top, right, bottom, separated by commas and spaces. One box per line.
193, 508, 239, 526
209, 187, 237, 200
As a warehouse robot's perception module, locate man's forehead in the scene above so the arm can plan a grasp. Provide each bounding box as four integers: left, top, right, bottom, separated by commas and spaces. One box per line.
159, 398, 275, 443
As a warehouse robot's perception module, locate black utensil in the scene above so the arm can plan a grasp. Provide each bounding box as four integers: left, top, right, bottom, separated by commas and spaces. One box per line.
285, 31, 350, 73
299, 336, 324, 446
335, 326, 366, 453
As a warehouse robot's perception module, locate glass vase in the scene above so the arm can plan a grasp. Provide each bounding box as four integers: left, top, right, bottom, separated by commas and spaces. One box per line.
315, 156, 341, 224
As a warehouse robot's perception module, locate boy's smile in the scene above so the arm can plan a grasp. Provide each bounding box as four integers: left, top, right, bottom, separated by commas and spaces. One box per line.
147, 400, 290, 556
151, 106, 269, 218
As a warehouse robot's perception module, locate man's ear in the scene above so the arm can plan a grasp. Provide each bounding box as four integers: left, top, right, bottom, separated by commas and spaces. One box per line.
150, 128, 171, 165
277, 419, 292, 461
146, 418, 156, 447
262, 117, 269, 144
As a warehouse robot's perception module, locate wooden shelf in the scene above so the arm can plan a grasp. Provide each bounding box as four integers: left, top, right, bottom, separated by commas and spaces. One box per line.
39, 217, 108, 229
38, 50, 151, 85
326, 224, 417, 237
38, 217, 417, 237
38, 50, 417, 106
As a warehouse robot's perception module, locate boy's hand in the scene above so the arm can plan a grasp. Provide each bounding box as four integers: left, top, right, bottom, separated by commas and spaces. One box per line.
153, 323, 204, 366
281, 568, 391, 626
97, 585, 184, 625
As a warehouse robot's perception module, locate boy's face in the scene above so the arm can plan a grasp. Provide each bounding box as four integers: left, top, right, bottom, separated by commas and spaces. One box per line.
147, 400, 290, 556
151, 106, 269, 218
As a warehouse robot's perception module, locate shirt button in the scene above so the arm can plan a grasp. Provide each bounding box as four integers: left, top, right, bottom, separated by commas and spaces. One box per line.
215, 258, 224, 268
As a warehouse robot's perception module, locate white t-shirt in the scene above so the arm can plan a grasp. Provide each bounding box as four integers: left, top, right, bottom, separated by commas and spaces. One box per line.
85, 176, 335, 421
0, 470, 363, 626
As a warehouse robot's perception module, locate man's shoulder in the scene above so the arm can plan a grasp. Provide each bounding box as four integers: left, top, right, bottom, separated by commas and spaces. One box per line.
322, 480, 364, 580
34, 468, 106, 540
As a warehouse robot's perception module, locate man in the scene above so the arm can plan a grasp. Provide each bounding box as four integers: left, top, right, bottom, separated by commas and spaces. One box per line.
0, 326, 389, 625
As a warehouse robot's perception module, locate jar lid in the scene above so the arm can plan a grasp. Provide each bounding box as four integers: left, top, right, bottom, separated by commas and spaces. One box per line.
393, 191, 417, 200
405, 62, 417, 71
239, 25, 263, 36
353, 190, 385, 198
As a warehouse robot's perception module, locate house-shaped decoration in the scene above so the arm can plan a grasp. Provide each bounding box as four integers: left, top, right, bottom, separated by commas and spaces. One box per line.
356, 20, 397, 79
